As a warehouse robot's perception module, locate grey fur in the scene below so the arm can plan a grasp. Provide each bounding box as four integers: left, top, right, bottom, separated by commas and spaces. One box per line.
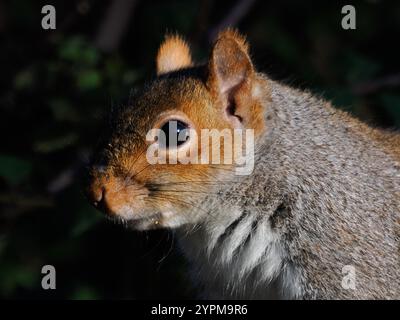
176, 75, 400, 299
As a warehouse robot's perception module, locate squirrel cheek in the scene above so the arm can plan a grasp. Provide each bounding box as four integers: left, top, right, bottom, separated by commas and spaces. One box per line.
108, 185, 149, 218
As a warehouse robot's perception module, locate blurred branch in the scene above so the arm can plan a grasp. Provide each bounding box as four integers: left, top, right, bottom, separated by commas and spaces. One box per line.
0, 194, 53, 209
190, 0, 212, 44
47, 149, 90, 194
94, 0, 138, 53
47, 167, 76, 194
352, 73, 400, 95
208, 0, 257, 43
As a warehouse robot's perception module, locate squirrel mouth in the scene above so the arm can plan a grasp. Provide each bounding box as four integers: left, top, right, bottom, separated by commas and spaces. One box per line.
105, 208, 181, 230
111, 212, 164, 230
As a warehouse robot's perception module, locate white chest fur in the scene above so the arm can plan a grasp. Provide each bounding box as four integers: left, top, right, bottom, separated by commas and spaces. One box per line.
177, 206, 301, 299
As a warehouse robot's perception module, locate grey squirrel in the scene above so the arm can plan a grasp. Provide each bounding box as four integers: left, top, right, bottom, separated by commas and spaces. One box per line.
85, 30, 400, 299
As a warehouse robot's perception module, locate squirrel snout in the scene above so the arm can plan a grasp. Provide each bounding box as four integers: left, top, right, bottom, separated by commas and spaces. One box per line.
86, 182, 106, 211
86, 180, 118, 216
85, 171, 148, 219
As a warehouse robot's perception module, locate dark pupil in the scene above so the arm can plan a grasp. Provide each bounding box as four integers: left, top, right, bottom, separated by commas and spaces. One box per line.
160, 120, 189, 148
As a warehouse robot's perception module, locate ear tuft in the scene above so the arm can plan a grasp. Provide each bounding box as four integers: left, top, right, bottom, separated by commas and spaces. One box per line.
156, 34, 193, 75
214, 28, 250, 54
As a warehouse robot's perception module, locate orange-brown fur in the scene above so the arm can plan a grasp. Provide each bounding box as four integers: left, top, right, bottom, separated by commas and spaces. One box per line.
87, 30, 267, 224
156, 34, 193, 75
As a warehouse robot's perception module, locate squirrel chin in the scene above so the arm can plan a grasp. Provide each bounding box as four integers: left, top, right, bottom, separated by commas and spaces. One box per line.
126, 211, 184, 231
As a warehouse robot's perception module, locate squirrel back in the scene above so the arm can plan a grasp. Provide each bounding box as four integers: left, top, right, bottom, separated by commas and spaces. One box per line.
86, 30, 400, 299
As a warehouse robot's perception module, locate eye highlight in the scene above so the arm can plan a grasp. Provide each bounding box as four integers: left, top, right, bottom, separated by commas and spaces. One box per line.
159, 119, 190, 148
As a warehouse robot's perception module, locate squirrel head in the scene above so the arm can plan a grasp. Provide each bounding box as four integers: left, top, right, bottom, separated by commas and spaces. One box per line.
85, 29, 270, 230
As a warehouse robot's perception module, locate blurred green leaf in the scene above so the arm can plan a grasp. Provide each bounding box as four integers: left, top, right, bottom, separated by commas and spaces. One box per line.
77, 70, 102, 90
58, 37, 99, 66
58, 37, 85, 62
71, 286, 100, 300
0, 263, 39, 296
14, 69, 34, 90
122, 70, 140, 85
49, 99, 80, 122
33, 133, 78, 153
81, 48, 100, 66
0, 155, 33, 186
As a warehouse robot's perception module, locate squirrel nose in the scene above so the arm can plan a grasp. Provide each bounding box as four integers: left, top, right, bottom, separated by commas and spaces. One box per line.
86, 182, 106, 209
85, 164, 108, 209
93, 188, 104, 206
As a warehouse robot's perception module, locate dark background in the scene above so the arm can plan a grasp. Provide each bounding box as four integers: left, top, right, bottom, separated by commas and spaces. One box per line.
0, 0, 399, 299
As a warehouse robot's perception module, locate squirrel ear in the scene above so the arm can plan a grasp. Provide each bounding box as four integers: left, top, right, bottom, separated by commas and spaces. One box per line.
156, 34, 193, 75
207, 29, 258, 128
207, 29, 254, 99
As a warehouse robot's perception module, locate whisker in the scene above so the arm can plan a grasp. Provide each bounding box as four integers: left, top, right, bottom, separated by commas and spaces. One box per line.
130, 162, 154, 181
150, 194, 214, 217
125, 146, 148, 179
158, 231, 175, 265
148, 180, 241, 185
149, 189, 216, 195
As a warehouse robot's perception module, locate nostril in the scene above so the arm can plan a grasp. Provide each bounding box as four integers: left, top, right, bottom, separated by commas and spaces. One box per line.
92, 187, 104, 207
87, 184, 105, 208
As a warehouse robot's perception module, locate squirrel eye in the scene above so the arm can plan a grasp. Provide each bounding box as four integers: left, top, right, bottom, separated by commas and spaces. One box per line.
159, 119, 190, 148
